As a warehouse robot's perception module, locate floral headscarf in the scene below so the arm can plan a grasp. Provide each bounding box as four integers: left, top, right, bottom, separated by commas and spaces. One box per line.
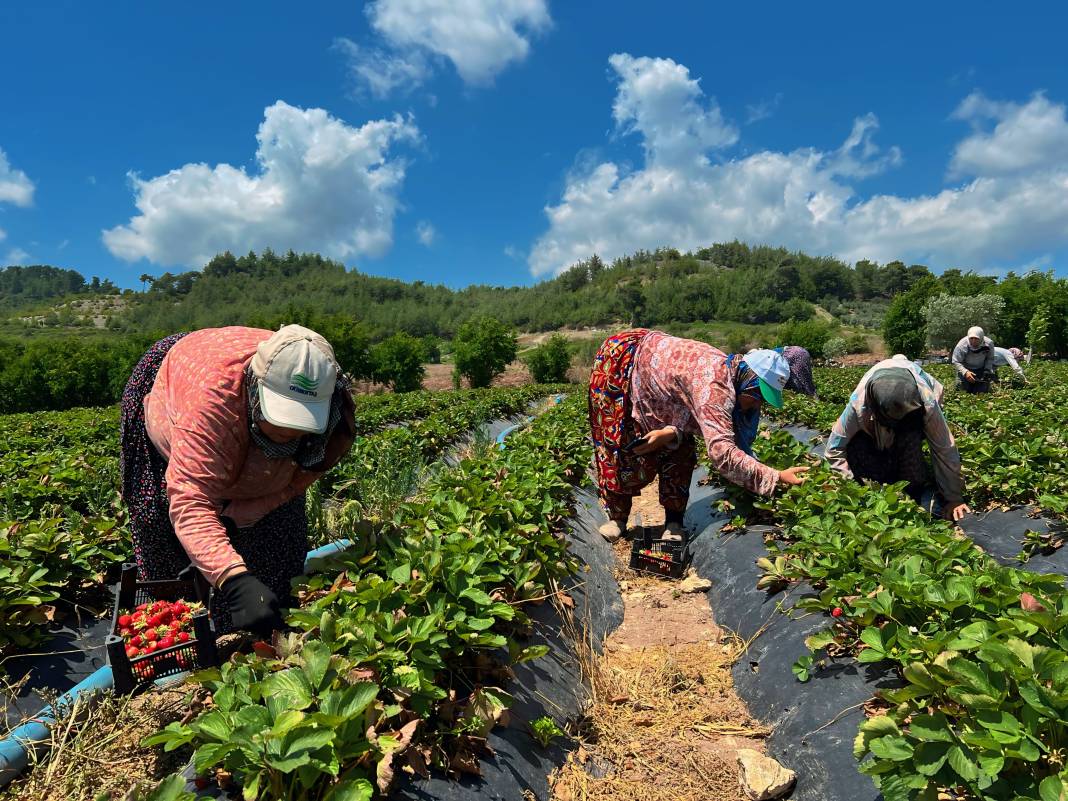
780, 346, 817, 397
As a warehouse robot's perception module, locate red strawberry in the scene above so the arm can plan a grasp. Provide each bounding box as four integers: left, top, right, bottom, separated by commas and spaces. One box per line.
252, 641, 277, 659
831, 607, 844, 618
118, 614, 133, 627
145, 641, 158, 653
130, 635, 144, 647
136, 603, 148, 612
136, 664, 155, 680
159, 636, 175, 649
120, 627, 133, 638
126, 646, 140, 658
174, 602, 188, 614
176, 653, 191, 669
145, 630, 158, 642
177, 631, 190, 643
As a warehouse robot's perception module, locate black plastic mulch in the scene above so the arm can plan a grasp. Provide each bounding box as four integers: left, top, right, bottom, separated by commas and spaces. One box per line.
681, 423, 1068, 801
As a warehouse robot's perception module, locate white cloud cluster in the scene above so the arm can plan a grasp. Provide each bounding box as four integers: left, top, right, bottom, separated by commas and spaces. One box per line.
529, 55, 1068, 277
0, 146, 34, 264
0, 147, 34, 207
103, 101, 420, 268
950, 91, 1068, 177
608, 53, 737, 168
340, 0, 550, 97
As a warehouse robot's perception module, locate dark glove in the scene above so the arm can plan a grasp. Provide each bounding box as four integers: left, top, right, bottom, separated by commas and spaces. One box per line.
219, 573, 284, 635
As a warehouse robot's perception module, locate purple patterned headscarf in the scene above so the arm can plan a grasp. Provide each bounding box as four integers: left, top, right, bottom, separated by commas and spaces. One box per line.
781, 345, 817, 397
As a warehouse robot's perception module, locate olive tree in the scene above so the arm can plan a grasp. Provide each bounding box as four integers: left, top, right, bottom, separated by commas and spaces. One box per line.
922, 294, 1005, 350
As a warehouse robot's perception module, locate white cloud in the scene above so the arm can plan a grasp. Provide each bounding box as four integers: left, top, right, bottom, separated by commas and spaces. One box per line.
341, 0, 549, 96
608, 53, 737, 168
415, 220, 436, 246
103, 101, 420, 268
5, 247, 29, 265
0, 147, 34, 207
745, 93, 783, 124
503, 244, 521, 260
334, 37, 430, 99
950, 91, 1068, 177
529, 56, 1068, 277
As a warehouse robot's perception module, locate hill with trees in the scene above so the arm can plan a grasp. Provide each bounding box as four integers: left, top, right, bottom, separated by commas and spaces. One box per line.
4, 242, 1068, 413
99, 243, 930, 338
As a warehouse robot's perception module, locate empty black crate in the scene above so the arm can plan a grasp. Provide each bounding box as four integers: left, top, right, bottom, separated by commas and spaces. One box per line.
107, 563, 219, 694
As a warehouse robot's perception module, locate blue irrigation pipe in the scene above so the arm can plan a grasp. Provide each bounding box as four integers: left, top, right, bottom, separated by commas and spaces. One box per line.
0, 538, 357, 788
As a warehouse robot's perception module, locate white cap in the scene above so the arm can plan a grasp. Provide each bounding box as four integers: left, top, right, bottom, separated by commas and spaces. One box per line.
967, 326, 985, 340
743, 348, 790, 408
250, 325, 338, 434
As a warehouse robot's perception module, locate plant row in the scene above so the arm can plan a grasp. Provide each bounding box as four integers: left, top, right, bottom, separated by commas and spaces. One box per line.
143, 394, 591, 800
0, 386, 560, 661
767, 361, 1068, 519
747, 430, 1068, 800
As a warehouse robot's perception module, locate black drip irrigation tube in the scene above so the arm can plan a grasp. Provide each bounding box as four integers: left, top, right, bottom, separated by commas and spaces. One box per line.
682, 422, 1068, 801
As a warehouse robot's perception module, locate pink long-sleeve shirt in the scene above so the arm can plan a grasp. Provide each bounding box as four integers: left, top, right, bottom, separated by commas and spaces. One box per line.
144, 327, 341, 587
629, 331, 780, 496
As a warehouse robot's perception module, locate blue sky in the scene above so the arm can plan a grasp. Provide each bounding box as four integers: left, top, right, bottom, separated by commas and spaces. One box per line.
1, 1, 1067, 290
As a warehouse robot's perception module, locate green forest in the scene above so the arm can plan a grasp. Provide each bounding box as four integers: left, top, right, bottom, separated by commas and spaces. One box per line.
4, 242, 1068, 413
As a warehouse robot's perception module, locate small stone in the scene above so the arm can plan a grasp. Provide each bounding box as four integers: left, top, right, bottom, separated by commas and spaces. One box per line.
678, 570, 712, 593
737, 749, 796, 800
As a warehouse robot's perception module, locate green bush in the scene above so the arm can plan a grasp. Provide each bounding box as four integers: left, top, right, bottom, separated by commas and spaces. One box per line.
775, 319, 834, 356
523, 335, 572, 383
823, 337, 848, 360
370, 332, 427, 393
883, 280, 938, 359
452, 316, 518, 389
845, 332, 869, 353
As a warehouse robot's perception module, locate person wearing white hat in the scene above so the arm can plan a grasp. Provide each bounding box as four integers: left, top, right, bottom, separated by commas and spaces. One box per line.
119, 325, 356, 635
951, 326, 997, 393
588, 329, 810, 543
993, 346, 1027, 382
825, 359, 971, 521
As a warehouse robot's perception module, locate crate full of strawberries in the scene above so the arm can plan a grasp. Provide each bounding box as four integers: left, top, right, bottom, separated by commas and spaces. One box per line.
107, 563, 219, 694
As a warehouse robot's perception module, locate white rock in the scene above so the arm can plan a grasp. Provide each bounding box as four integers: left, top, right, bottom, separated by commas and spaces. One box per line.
737, 749, 796, 800
678, 570, 712, 593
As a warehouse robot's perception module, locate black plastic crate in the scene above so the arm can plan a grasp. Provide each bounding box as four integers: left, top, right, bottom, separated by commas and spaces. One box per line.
628, 527, 689, 578
107, 563, 219, 694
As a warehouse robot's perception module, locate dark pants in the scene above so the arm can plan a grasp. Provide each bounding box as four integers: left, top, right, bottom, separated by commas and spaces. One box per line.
601, 436, 698, 525
957, 370, 994, 394
845, 428, 928, 502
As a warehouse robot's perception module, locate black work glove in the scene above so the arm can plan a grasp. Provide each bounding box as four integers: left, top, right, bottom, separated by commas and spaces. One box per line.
220, 573, 284, 635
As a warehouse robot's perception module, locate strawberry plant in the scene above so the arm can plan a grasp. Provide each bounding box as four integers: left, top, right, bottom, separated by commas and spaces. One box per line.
143, 396, 591, 799
739, 424, 1068, 799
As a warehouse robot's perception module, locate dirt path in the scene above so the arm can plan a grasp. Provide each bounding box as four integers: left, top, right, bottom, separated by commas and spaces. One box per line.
552, 481, 767, 801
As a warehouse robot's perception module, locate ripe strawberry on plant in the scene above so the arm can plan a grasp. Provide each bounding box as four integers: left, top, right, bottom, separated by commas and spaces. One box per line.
831, 607, 844, 618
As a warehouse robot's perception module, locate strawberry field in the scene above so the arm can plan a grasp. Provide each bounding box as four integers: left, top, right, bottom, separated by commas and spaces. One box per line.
711, 361, 1068, 800
0, 384, 594, 801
